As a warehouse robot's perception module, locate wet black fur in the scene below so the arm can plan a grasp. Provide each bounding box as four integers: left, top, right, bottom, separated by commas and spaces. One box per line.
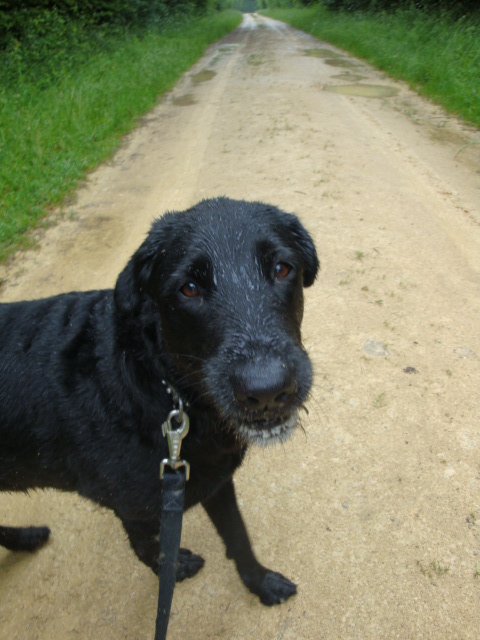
0, 198, 318, 606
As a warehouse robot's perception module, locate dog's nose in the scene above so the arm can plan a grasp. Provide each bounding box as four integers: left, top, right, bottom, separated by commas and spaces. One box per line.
232, 359, 296, 411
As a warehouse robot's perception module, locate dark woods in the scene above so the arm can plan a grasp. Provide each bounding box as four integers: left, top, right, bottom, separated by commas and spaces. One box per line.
324, 0, 479, 18
0, 0, 220, 49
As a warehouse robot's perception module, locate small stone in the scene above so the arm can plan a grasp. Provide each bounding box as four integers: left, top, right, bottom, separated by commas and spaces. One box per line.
363, 339, 389, 357
453, 347, 477, 360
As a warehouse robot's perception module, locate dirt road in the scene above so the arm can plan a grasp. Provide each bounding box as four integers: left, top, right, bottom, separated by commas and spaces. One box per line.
1, 13, 479, 639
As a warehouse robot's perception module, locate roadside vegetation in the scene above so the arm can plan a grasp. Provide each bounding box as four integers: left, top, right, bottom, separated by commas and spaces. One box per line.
2, 1, 479, 263
261, 1, 480, 127
0, 1, 241, 262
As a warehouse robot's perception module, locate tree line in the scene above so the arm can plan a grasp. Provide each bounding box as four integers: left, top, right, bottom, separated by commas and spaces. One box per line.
323, 0, 478, 17
0, 0, 226, 48
260, 0, 479, 17
0, 1, 215, 26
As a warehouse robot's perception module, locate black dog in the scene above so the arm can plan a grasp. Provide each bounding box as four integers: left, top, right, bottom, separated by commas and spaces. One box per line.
0, 197, 318, 606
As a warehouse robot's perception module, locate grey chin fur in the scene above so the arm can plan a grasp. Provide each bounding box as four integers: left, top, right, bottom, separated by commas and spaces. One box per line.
235, 412, 298, 447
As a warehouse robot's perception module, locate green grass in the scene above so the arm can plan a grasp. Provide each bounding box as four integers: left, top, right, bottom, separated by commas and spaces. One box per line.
263, 6, 480, 128
0, 11, 242, 262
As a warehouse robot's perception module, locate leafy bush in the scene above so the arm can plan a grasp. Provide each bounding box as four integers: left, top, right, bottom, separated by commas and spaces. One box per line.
0, 1, 232, 87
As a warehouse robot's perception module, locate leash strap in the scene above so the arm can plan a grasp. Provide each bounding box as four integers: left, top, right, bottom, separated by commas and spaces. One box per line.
154, 470, 186, 640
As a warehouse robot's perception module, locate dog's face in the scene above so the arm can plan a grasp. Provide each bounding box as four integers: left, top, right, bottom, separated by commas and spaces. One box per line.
115, 198, 319, 446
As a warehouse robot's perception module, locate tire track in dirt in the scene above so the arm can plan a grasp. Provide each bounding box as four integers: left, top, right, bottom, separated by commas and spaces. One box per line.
1, 13, 479, 640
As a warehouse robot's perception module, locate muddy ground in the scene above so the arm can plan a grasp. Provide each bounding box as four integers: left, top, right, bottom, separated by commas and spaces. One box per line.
1, 13, 479, 640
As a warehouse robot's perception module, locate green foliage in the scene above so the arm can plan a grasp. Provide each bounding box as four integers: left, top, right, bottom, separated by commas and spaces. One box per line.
263, 5, 480, 127
258, 1, 310, 8
0, 1, 224, 88
324, 0, 480, 17
0, 10, 242, 260
242, 0, 260, 11
220, 0, 260, 11
0, 0, 231, 55
0, 1, 206, 35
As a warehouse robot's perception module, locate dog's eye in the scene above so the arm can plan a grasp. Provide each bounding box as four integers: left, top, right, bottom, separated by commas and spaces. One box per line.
180, 282, 200, 298
274, 262, 292, 280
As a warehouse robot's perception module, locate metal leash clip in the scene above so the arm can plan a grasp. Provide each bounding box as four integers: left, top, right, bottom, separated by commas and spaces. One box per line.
160, 398, 190, 481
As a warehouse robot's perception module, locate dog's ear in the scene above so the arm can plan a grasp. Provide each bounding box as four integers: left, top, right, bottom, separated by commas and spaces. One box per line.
114, 243, 157, 315
278, 212, 319, 288
114, 219, 168, 315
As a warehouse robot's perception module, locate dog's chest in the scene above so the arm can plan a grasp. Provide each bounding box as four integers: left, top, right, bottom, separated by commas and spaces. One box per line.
182, 440, 246, 510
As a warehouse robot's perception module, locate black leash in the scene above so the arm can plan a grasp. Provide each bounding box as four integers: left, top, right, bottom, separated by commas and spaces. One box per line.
155, 386, 190, 640
154, 470, 186, 640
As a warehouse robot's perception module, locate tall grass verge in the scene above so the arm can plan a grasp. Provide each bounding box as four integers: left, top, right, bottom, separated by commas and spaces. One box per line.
263, 5, 480, 128
0, 11, 242, 262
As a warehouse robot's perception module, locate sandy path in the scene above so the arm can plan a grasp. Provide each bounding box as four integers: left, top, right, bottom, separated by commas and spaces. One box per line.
1, 13, 479, 639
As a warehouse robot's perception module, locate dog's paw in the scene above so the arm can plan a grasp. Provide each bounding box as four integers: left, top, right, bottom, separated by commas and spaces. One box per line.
255, 571, 297, 606
176, 548, 205, 582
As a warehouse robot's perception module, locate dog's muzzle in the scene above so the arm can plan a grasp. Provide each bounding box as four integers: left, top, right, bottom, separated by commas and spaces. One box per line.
236, 411, 299, 447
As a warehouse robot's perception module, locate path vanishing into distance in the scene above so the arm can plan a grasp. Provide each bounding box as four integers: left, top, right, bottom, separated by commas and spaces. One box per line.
1, 13, 479, 640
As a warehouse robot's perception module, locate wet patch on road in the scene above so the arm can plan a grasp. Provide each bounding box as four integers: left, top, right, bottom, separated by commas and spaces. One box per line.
332, 73, 367, 82
173, 94, 197, 106
248, 53, 264, 66
324, 58, 359, 69
191, 70, 216, 84
303, 48, 342, 58
324, 84, 400, 98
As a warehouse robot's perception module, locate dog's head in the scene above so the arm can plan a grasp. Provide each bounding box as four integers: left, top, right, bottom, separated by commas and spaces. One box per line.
115, 198, 319, 446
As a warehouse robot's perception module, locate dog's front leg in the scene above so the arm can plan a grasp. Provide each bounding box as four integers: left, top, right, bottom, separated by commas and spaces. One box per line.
202, 478, 297, 605
121, 518, 161, 573
121, 518, 204, 581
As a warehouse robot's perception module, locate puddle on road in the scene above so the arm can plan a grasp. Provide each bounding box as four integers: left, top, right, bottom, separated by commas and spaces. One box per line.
173, 93, 197, 106
428, 126, 471, 146
324, 58, 359, 69
191, 70, 216, 84
218, 44, 240, 53
214, 45, 240, 63
332, 73, 367, 82
248, 53, 264, 66
303, 49, 360, 70
303, 48, 342, 58
324, 84, 400, 98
